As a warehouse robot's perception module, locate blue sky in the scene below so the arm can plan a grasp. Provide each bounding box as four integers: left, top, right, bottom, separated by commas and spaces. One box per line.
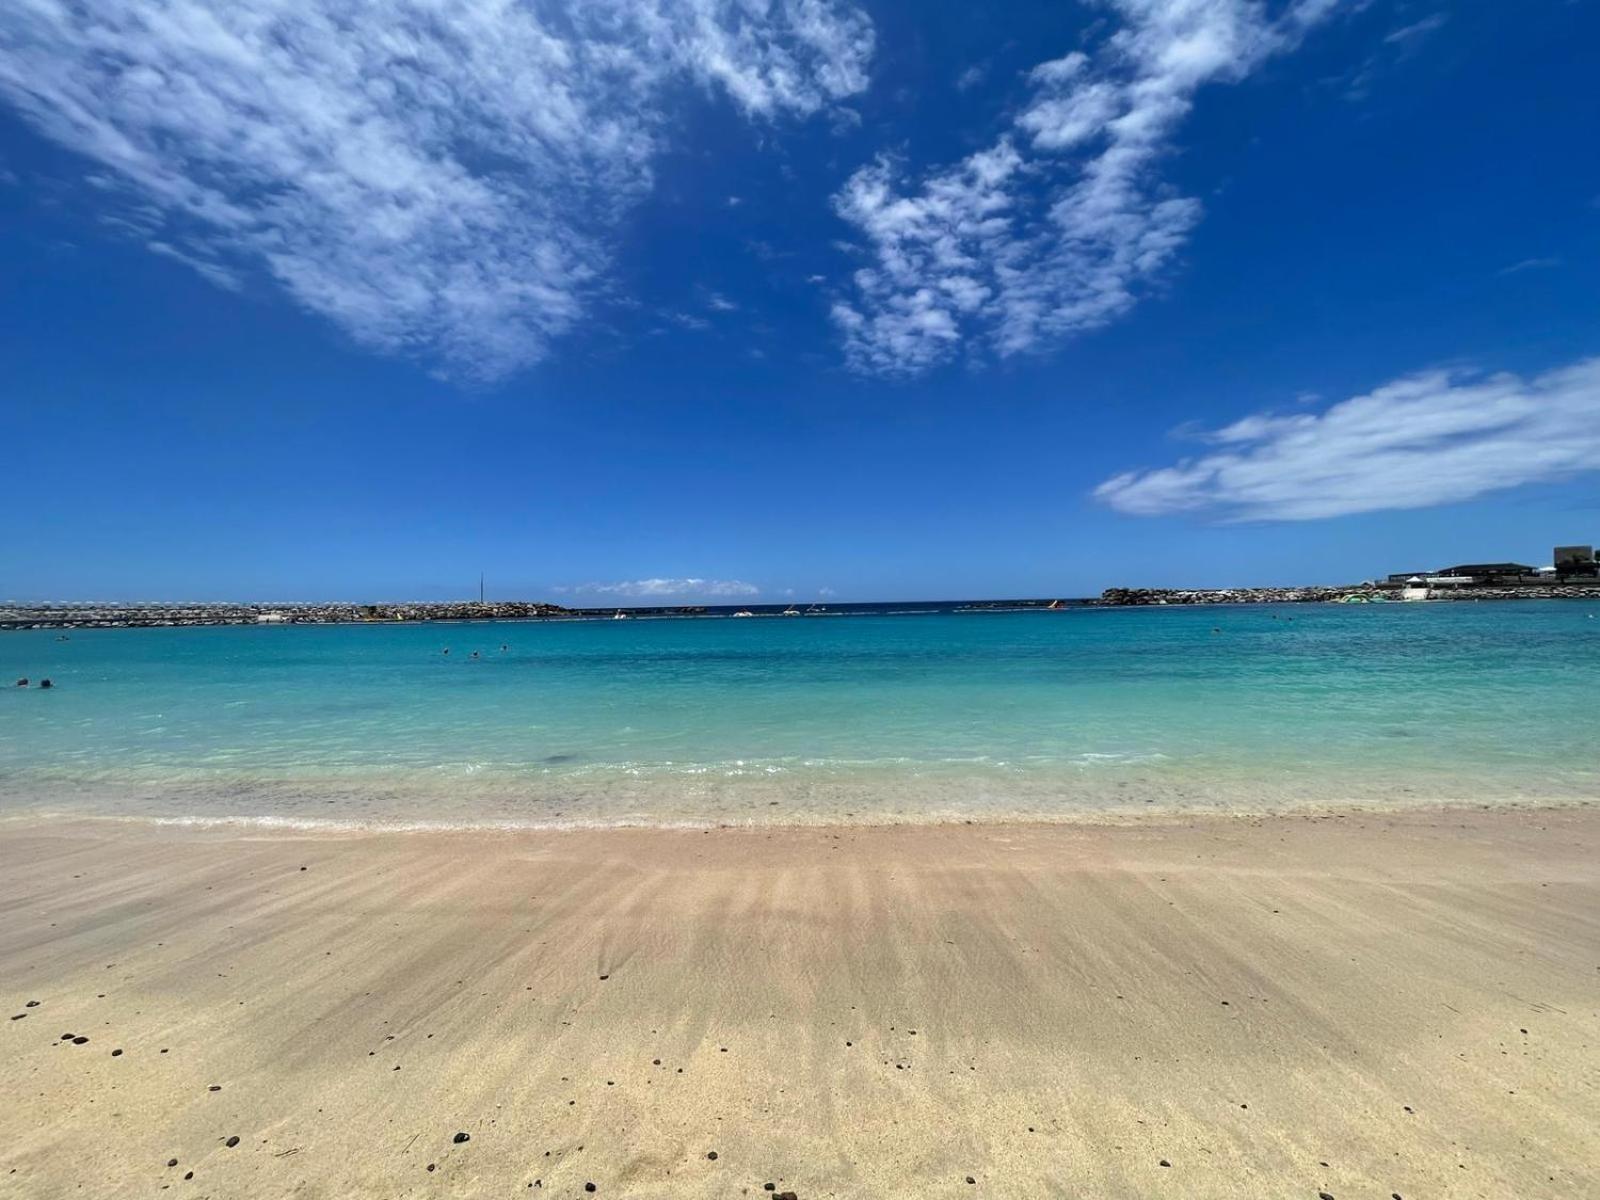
2, 0, 1597, 602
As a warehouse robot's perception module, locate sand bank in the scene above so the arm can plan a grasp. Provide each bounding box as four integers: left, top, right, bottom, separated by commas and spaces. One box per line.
1, 807, 1596, 1198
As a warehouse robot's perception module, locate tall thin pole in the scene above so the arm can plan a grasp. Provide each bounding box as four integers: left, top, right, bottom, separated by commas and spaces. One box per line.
479, 573, 484, 604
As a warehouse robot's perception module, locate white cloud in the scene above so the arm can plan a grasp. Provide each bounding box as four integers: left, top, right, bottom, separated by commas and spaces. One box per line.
1383, 13, 1446, 46
0, 0, 873, 382
559, 577, 761, 598
706, 291, 739, 312
1498, 256, 1561, 276
830, 0, 1341, 376
1094, 357, 1600, 521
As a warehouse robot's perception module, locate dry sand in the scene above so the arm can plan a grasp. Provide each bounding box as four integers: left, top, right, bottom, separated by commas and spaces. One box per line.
1, 806, 1596, 1199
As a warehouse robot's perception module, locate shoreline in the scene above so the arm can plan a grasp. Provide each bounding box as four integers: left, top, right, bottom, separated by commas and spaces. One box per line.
4, 791, 1597, 838
4, 805, 1596, 1197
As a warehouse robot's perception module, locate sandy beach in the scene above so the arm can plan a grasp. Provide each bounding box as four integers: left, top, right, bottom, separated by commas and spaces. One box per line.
1, 806, 1596, 1199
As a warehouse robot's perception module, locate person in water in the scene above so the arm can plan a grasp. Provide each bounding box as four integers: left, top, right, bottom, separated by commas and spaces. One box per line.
13, 678, 26, 688
39, 679, 53, 689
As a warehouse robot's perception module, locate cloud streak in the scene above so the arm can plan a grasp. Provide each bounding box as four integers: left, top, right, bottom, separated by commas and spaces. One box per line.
830, 0, 1340, 376
0, 0, 873, 381
1094, 357, 1600, 520
556, 577, 761, 598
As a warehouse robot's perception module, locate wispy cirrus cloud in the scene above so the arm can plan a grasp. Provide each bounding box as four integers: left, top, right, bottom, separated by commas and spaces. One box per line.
0, 0, 873, 382
830, 0, 1342, 376
1497, 256, 1561, 276
555, 577, 761, 599
1094, 356, 1600, 520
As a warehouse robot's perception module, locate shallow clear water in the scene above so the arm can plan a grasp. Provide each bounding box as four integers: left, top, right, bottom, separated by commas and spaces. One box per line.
2, 602, 1597, 827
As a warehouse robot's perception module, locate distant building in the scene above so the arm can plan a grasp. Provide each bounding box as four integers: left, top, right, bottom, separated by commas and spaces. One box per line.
1554, 545, 1598, 577
1437, 563, 1538, 584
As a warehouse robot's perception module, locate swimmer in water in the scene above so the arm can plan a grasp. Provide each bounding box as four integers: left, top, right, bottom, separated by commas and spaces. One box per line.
13, 678, 26, 688
39, 679, 53, 690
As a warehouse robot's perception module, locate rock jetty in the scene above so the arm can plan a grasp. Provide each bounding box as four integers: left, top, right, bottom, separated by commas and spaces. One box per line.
0, 601, 570, 631
1098, 584, 1600, 606
1098, 586, 1370, 605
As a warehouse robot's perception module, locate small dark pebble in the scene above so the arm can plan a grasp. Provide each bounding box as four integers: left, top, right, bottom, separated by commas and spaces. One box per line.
184, 1172, 193, 1181
72, 1036, 89, 1045
599, 975, 609, 981
652, 1059, 660, 1066
764, 1185, 775, 1192
167, 1159, 178, 1167
111, 1049, 123, 1057
299, 866, 307, 871
8, 1014, 22, 1021
965, 1176, 976, 1185
225, 1136, 239, 1148
61, 1033, 74, 1040
775, 1194, 798, 1200
453, 1132, 470, 1144
1319, 1193, 1335, 1200
25, 1001, 39, 1007
1159, 1160, 1171, 1168
427, 1164, 436, 1173
584, 1184, 596, 1193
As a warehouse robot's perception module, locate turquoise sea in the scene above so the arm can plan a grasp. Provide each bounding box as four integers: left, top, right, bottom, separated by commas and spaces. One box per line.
2, 602, 1597, 828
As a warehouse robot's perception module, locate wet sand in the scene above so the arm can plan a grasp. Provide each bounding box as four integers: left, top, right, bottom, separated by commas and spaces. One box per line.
1, 806, 1596, 1198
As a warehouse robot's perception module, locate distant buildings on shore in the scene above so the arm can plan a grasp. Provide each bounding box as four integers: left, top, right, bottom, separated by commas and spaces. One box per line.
1385, 544, 1597, 589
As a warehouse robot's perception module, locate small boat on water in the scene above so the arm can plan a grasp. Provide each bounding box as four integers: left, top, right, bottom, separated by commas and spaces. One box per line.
733, 610, 754, 618
782, 606, 800, 616
612, 609, 630, 620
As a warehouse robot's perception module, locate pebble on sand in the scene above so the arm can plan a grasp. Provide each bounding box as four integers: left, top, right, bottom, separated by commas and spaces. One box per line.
706, 1151, 718, 1161
71, 1036, 89, 1045
453, 1132, 470, 1144
584, 1183, 596, 1193
167, 1159, 178, 1167
111, 1048, 123, 1056
225, 1136, 240, 1148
